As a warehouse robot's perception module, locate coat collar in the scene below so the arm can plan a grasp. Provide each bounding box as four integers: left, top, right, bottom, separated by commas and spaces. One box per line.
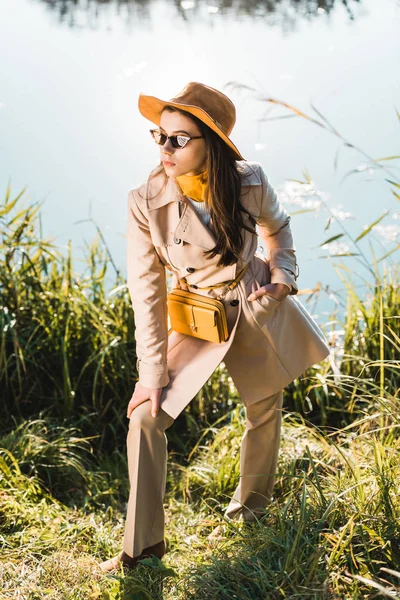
146, 174, 180, 211
174, 199, 217, 250
147, 175, 217, 250
144, 162, 262, 251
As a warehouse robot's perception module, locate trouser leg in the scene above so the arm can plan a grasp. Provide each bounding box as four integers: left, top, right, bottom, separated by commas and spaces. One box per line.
123, 400, 175, 558
224, 389, 283, 521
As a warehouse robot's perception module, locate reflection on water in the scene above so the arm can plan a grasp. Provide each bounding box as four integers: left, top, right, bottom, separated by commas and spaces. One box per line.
35, 0, 362, 28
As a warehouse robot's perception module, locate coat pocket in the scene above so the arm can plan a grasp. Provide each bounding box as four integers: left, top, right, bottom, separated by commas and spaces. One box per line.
246, 258, 281, 309
254, 291, 282, 316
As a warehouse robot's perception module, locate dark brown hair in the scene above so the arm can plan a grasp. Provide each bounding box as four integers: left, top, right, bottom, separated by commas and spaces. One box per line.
148, 106, 257, 268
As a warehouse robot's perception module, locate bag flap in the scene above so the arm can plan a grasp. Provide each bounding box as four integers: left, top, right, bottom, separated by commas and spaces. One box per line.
168, 300, 217, 328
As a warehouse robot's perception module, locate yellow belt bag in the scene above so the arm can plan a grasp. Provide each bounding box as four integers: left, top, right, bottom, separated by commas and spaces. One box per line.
167, 264, 248, 343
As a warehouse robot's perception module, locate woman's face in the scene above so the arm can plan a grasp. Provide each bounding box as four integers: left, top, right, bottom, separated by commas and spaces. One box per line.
157, 109, 207, 177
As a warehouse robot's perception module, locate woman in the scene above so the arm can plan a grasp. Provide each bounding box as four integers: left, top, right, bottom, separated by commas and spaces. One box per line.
100, 82, 330, 572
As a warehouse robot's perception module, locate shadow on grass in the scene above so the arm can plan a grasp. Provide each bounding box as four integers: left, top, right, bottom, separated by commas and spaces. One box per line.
108, 555, 177, 600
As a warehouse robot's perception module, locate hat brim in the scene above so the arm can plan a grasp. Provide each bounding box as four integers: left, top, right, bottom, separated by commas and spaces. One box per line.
138, 93, 245, 162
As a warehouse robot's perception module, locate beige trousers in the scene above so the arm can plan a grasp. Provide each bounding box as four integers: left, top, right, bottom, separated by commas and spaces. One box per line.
123, 390, 283, 559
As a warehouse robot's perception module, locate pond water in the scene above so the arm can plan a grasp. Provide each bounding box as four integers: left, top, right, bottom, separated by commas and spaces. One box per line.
1, 0, 399, 319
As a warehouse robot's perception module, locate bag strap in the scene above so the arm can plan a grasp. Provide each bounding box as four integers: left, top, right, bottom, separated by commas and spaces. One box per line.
177, 263, 249, 299
216, 263, 249, 300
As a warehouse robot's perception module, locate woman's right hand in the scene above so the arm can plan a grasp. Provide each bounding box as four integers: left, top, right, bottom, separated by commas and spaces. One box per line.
127, 382, 163, 419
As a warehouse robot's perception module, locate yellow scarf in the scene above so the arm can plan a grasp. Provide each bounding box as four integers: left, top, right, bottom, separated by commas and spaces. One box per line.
176, 170, 208, 203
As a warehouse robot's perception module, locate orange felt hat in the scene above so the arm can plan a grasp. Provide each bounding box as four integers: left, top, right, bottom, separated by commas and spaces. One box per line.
138, 81, 245, 161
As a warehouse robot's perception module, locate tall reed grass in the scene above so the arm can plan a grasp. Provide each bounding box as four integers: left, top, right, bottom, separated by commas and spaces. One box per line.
2, 182, 398, 458
0, 185, 329, 457
0, 186, 136, 447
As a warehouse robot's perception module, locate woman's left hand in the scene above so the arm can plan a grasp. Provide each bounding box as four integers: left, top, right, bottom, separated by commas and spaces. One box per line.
247, 283, 290, 303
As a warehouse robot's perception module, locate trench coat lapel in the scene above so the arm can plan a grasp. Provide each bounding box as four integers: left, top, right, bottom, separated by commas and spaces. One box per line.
147, 175, 217, 250
174, 200, 217, 250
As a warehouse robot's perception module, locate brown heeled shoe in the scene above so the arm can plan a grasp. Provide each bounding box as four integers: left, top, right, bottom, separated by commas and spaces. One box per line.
99, 539, 166, 573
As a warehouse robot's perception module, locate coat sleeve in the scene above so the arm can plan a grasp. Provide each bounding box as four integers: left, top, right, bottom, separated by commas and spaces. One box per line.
255, 165, 299, 295
126, 189, 170, 389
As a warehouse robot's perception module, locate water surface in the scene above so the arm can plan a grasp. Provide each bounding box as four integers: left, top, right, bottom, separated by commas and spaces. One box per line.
1, 0, 399, 317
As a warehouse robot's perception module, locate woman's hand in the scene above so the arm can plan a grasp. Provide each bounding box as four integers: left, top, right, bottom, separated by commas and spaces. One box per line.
247, 283, 290, 303
127, 382, 164, 419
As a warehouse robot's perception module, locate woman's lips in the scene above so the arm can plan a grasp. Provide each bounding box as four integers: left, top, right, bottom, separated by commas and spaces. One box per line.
163, 159, 175, 167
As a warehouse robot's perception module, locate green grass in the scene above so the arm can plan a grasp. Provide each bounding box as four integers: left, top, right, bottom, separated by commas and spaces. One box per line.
1, 400, 399, 599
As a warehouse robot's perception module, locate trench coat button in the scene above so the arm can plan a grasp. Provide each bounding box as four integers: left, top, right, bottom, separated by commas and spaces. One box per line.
173, 237, 182, 244
230, 299, 239, 306
186, 267, 196, 273
191, 284, 198, 289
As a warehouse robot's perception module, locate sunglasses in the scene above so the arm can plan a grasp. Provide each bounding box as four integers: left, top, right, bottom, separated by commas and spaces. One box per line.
150, 128, 204, 149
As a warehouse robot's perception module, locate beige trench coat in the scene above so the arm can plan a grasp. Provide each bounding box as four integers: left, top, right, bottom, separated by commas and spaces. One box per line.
127, 161, 330, 419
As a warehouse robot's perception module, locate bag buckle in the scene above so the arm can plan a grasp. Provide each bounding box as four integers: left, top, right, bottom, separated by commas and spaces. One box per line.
217, 263, 249, 301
